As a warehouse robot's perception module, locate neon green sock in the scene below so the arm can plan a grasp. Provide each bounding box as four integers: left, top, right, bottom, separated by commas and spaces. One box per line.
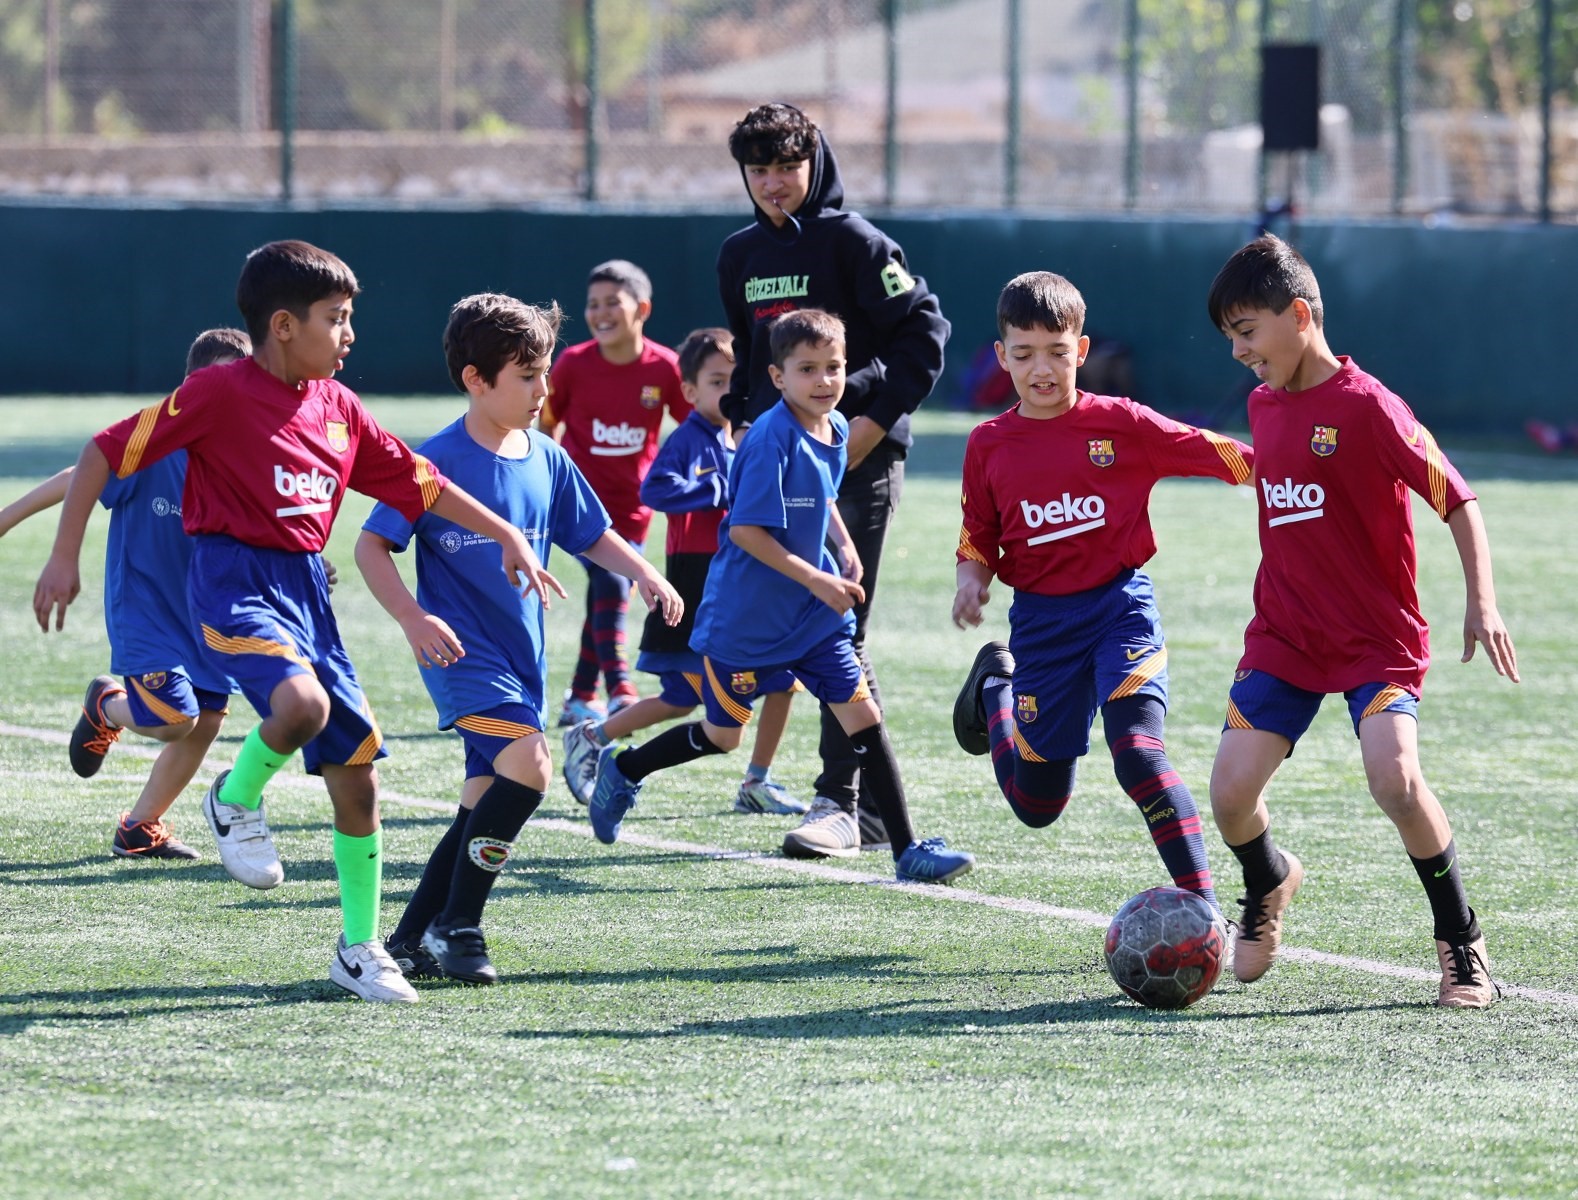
218, 727, 294, 810
334, 827, 383, 946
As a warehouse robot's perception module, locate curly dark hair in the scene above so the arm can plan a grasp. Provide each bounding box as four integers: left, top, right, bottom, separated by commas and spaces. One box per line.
443, 293, 565, 391
727, 103, 819, 166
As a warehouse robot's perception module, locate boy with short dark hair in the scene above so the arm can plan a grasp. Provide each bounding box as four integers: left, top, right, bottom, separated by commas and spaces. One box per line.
561, 327, 805, 816
1204, 234, 1519, 1007
719, 102, 951, 859
952, 271, 1253, 920
0, 328, 251, 860
585, 309, 973, 885
539, 259, 690, 727
33, 240, 558, 1004
357, 292, 681, 985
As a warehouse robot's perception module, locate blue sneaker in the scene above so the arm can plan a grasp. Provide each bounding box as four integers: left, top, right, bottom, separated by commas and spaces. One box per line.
588, 745, 641, 844
557, 694, 606, 728
895, 837, 975, 885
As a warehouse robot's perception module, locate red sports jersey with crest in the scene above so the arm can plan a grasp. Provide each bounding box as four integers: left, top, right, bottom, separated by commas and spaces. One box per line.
958, 394, 1253, 596
544, 339, 689, 542
1240, 357, 1474, 694
93, 357, 445, 553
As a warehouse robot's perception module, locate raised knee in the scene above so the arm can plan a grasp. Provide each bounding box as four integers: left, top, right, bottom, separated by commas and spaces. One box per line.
147, 717, 198, 743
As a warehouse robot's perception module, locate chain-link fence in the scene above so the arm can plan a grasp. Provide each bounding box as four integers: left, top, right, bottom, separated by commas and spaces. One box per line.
0, 0, 1572, 219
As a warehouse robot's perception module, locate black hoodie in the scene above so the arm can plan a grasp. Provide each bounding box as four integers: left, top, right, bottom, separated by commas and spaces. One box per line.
715, 129, 950, 453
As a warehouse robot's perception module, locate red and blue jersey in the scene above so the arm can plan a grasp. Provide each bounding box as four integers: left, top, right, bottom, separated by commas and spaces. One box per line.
639, 410, 733, 557
94, 357, 445, 554
544, 339, 689, 543
958, 394, 1253, 596
1239, 357, 1475, 694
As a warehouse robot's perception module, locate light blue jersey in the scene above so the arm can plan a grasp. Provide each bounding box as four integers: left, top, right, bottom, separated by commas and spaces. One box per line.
99, 451, 231, 693
362, 418, 610, 729
690, 401, 854, 666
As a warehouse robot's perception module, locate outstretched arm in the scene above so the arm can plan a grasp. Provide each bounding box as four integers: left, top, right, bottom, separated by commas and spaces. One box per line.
354, 531, 465, 669
33, 442, 112, 632
580, 531, 683, 627
1447, 499, 1518, 682
428, 483, 568, 609
0, 468, 73, 539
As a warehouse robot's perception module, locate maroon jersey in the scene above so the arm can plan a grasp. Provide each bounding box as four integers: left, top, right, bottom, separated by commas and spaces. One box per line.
958, 394, 1253, 596
545, 339, 690, 542
95, 357, 444, 553
1240, 357, 1474, 693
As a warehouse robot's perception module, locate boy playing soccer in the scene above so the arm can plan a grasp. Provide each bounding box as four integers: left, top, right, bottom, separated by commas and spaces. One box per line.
538, 259, 690, 727
586, 309, 973, 885
0, 328, 249, 860
562, 327, 804, 817
357, 293, 681, 985
33, 240, 559, 1004
1204, 235, 1519, 1007
952, 271, 1253, 919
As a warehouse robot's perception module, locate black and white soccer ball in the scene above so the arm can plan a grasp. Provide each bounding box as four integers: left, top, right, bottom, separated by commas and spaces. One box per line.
1103, 885, 1225, 1010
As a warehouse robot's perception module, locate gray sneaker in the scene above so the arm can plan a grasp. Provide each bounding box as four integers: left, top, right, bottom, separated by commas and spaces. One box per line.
202, 770, 284, 890
330, 936, 419, 1003
561, 719, 603, 807
782, 796, 860, 859
734, 778, 809, 815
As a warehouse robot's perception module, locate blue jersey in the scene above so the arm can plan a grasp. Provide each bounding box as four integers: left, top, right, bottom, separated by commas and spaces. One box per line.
691, 401, 854, 666
362, 418, 610, 729
99, 450, 230, 693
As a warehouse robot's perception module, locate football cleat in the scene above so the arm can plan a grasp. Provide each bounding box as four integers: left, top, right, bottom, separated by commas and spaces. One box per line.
1435, 933, 1500, 1009
111, 814, 199, 860
70, 675, 126, 778
895, 837, 975, 885
556, 693, 606, 728
421, 923, 498, 986
588, 745, 641, 844
561, 719, 604, 807
734, 778, 809, 815
330, 936, 419, 1003
953, 642, 1014, 756
202, 770, 285, 890
1233, 852, 1304, 982
384, 936, 445, 981
781, 796, 860, 859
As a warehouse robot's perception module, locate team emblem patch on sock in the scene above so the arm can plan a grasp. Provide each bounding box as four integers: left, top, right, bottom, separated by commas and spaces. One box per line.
468, 837, 513, 872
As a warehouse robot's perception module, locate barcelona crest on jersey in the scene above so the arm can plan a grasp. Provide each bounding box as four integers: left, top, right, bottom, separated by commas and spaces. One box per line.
730, 670, 757, 695
1310, 425, 1338, 457
326, 420, 350, 453
1015, 693, 1038, 724
1087, 438, 1115, 468
640, 385, 663, 410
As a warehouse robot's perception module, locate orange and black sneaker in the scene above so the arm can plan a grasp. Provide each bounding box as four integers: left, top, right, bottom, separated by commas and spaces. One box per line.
112, 814, 200, 860
70, 675, 125, 778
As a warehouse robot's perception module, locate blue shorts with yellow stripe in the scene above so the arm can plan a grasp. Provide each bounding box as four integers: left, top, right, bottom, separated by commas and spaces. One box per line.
1008, 569, 1170, 762
700, 633, 859, 729
452, 703, 545, 779
188, 534, 385, 774
122, 669, 230, 728
1224, 668, 1419, 747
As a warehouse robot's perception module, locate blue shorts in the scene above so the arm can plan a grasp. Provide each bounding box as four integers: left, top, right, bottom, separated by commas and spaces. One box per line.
1224, 668, 1420, 747
188, 535, 386, 774
701, 634, 862, 730
656, 665, 795, 710
1008, 570, 1169, 761
453, 703, 545, 779
122, 669, 230, 728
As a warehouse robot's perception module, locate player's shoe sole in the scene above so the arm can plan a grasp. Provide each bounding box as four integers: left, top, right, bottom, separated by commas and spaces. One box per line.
70, 675, 125, 778
953, 642, 1014, 756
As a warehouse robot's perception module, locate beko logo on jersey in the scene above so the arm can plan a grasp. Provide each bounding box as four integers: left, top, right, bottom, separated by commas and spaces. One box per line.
1020, 494, 1106, 545
1261, 478, 1325, 527
274, 464, 338, 517
589, 419, 646, 456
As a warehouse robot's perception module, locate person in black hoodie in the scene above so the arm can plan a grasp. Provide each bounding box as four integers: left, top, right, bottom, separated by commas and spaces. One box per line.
717, 102, 952, 860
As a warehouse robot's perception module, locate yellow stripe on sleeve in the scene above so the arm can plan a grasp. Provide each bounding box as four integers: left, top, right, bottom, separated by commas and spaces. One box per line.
119, 401, 164, 477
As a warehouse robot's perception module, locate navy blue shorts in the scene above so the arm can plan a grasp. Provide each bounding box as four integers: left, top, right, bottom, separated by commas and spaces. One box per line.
453, 702, 545, 779
1224, 668, 1419, 747
122, 669, 230, 727
701, 634, 861, 729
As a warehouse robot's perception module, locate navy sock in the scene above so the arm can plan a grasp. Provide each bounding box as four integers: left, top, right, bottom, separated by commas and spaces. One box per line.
390, 806, 468, 947
1409, 840, 1476, 942
1227, 827, 1289, 897
436, 776, 542, 930
846, 723, 916, 855
616, 722, 725, 782
1002, 756, 1077, 828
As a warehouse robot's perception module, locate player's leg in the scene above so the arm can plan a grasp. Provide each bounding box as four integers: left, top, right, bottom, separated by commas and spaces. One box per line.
1355, 700, 1497, 1007
115, 699, 227, 860
69, 673, 198, 779
321, 759, 414, 1004
735, 683, 808, 815
385, 771, 487, 981
562, 670, 698, 806
595, 541, 641, 711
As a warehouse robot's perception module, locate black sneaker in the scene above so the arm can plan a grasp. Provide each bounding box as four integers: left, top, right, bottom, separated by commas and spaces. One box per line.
384, 936, 444, 981
421, 923, 499, 985
953, 642, 1014, 756
70, 675, 126, 778
856, 802, 890, 852
111, 814, 200, 860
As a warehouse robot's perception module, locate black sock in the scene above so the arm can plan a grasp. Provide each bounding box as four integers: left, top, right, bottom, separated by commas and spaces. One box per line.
847, 723, 916, 856
616, 722, 724, 782
1227, 827, 1289, 897
1409, 840, 1476, 942
389, 806, 468, 947
435, 776, 543, 930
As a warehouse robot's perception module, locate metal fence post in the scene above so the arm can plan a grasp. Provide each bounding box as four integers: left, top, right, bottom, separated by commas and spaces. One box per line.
1539, 0, 1553, 223
883, 0, 898, 208
1006, 0, 1021, 207
1124, 0, 1139, 209
1391, 0, 1411, 215
281, 0, 296, 202
585, 0, 600, 202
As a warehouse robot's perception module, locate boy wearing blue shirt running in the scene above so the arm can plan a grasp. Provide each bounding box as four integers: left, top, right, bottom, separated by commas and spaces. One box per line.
0, 329, 249, 860
586, 309, 974, 884
357, 293, 682, 985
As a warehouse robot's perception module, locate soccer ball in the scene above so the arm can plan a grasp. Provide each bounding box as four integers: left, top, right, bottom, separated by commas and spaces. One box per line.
1103, 886, 1225, 1010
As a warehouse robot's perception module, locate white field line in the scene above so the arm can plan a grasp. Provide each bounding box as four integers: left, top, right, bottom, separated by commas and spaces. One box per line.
5, 721, 1576, 1009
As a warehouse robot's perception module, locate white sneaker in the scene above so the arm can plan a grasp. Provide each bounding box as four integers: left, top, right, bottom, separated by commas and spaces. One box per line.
735, 778, 809, 815
781, 796, 861, 859
561, 720, 603, 807
330, 936, 419, 1003
202, 770, 284, 890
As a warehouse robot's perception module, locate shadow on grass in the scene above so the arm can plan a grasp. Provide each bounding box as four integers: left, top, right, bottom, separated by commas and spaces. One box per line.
0, 981, 343, 1031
